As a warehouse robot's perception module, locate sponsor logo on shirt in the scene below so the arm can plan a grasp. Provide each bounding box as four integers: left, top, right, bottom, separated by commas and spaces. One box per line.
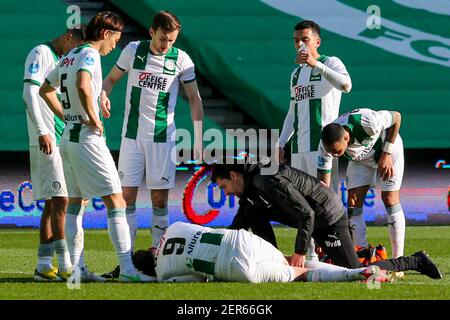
60, 57, 74, 68
64, 114, 83, 122
138, 72, 168, 90
352, 139, 377, 161
83, 56, 95, 66
186, 230, 202, 269
28, 63, 39, 74
310, 67, 322, 81
293, 84, 315, 101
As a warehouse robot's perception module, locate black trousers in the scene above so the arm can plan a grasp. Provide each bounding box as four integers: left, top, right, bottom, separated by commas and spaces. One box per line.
243, 206, 419, 272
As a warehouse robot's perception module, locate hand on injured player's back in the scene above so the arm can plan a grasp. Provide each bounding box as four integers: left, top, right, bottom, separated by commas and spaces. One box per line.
289, 253, 306, 268
378, 152, 394, 181
39, 134, 53, 155
100, 90, 111, 118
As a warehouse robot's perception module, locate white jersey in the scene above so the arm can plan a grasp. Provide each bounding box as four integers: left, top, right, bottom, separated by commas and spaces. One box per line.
154, 222, 294, 283
318, 108, 396, 171
280, 56, 349, 153
46, 44, 103, 144
155, 222, 231, 282
23, 43, 64, 146
116, 41, 195, 142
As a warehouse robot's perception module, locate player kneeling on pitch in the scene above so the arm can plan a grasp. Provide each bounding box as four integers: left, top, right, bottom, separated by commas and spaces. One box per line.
131, 222, 392, 283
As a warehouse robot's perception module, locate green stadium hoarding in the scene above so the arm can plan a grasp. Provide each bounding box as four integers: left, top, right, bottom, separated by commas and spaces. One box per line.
2, 0, 449, 150
110, 0, 450, 148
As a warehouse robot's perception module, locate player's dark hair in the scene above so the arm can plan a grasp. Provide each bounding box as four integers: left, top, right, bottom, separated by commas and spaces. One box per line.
85, 11, 124, 41
67, 23, 86, 41
294, 20, 321, 37
151, 10, 181, 33
322, 123, 345, 146
132, 250, 156, 277
210, 164, 245, 183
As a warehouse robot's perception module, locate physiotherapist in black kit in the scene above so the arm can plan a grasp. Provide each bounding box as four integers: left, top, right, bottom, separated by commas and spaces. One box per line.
210, 162, 441, 279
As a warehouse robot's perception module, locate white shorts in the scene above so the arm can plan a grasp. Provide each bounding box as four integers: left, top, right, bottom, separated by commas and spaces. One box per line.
59, 139, 122, 199
29, 146, 68, 200
223, 230, 295, 283
346, 137, 404, 192
118, 138, 176, 190
291, 151, 339, 193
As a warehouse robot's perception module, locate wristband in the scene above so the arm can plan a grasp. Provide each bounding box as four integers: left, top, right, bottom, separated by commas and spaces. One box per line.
382, 141, 394, 154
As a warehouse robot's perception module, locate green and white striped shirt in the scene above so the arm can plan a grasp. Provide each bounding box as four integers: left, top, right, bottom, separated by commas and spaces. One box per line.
318, 108, 395, 172
46, 44, 103, 144
116, 41, 196, 142
279, 55, 350, 153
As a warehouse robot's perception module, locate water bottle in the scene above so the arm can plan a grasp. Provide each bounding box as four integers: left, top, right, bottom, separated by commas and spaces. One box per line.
298, 40, 307, 67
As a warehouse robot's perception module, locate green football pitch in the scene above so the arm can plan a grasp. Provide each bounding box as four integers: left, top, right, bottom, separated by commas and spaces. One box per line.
0, 226, 449, 300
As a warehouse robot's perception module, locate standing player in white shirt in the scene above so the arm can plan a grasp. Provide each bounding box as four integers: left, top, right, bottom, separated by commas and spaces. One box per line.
40, 12, 153, 282
23, 27, 84, 281
101, 11, 204, 252
277, 20, 352, 261
318, 108, 406, 260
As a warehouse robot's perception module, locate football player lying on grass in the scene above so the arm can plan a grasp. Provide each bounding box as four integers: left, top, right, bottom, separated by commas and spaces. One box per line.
130, 222, 395, 283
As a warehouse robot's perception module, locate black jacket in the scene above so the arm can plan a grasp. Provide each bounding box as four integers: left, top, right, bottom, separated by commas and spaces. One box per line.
230, 163, 345, 254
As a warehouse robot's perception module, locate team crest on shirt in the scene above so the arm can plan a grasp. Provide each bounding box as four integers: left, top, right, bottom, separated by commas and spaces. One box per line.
118, 171, 124, 180
51, 181, 61, 192
83, 56, 95, 65
163, 59, 176, 76
28, 63, 39, 74
310, 67, 321, 81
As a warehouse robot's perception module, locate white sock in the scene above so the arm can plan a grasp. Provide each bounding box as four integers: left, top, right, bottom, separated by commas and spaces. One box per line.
305, 261, 367, 282
78, 250, 87, 271
348, 207, 368, 247
37, 243, 54, 271
152, 206, 168, 248
107, 208, 134, 275
387, 203, 405, 258
53, 239, 72, 272
65, 204, 85, 268
306, 238, 319, 261
126, 205, 137, 252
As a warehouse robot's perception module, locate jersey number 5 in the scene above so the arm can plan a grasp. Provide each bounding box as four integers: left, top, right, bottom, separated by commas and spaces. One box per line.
60, 73, 71, 110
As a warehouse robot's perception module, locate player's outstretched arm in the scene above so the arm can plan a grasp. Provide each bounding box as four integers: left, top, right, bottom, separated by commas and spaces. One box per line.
101, 65, 125, 118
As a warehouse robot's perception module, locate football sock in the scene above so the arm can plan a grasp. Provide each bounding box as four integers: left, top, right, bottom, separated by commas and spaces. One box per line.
348, 207, 368, 247
306, 238, 319, 261
305, 261, 367, 282
65, 204, 85, 269
53, 239, 72, 273
126, 205, 137, 252
37, 243, 54, 271
107, 208, 134, 274
151, 206, 168, 248
387, 203, 405, 258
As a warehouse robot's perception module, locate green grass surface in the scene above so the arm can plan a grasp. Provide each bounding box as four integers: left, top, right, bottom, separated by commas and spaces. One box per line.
0, 226, 449, 300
